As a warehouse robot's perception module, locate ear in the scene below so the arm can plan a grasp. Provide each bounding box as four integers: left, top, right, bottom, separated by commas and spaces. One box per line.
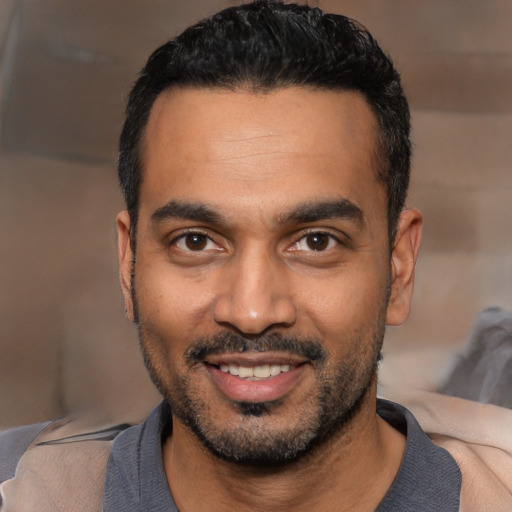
386, 208, 423, 326
116, 210, 135, 322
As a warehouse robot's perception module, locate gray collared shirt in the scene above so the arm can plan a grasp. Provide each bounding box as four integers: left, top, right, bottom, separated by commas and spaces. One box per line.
103, 399, 461, 511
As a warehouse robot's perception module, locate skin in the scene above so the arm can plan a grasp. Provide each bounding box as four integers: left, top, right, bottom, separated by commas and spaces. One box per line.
117, 87, 422, 511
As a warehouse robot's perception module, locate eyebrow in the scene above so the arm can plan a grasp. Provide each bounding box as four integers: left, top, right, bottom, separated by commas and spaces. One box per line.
278, 199, 364, 225
151, 200, 224, 225
151, 198, 364, 228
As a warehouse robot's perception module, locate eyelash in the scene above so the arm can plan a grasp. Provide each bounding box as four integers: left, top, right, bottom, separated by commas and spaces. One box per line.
169, 229, 344, 253
290, 231, 343, 252
170, 230, 219, 252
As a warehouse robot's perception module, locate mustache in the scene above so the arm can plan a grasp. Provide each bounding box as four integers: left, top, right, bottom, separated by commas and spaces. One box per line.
185, 332, 327, 364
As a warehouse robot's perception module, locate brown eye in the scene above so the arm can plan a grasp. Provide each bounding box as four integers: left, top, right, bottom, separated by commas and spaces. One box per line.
184, 234, 208, 250
306, 233, 330, 251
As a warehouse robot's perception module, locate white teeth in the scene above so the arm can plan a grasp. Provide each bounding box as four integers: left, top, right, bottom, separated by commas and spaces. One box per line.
270, 364, 282, 376
253, 364, 271, 378
238, 366, 254, 378
218, 363, 292, 379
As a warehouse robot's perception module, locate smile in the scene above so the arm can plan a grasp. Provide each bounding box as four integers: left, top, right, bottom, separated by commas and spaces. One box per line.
218, 363, 292, 379
203, 354, 308, 403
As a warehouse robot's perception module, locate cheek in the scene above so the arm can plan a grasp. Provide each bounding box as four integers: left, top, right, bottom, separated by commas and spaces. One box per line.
295, 263, 389, 340
134, 258, 215, 344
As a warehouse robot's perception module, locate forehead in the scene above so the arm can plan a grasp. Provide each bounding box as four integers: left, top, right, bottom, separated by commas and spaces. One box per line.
139, 87, 385, 225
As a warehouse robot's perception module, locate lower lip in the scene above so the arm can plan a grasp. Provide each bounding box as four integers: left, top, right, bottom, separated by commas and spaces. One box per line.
205, 364, 307, 403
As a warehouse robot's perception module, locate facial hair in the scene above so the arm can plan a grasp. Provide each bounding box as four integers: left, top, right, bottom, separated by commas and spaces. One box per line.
137, 324, 384, 466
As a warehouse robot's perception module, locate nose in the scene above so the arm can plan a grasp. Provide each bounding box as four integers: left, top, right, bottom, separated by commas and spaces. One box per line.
212, 249, 296, 335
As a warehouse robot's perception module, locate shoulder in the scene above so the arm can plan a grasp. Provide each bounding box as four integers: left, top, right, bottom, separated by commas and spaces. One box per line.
381, 388, 512, 512
0, 421, 52, 483
0, 418, 131, 511
432, 435, 512, 512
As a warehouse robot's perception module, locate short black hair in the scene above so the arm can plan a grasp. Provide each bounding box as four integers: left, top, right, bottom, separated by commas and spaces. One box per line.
119, 0, 410, 241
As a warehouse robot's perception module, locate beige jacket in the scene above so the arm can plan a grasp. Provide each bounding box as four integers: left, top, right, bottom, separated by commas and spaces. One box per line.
381, 388, 512, 512
1, 391, 511, 511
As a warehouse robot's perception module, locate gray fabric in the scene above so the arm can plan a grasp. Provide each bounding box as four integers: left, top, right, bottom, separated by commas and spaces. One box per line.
104, 400, 461, 511
439, 307, 512, 408
0, 421, 51, 483
103, 402, 177, 512
376, 400, 461, 511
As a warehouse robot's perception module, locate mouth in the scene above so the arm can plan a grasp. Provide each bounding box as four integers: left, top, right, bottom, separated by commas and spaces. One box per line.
217, 362, 292, 380
202, 353, 310, 403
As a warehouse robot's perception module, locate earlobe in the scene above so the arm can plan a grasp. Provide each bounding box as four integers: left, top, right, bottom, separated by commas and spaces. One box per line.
386, 208, 423, 326
116, 210, 135, 322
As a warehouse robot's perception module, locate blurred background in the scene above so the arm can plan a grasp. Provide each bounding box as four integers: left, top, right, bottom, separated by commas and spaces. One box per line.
1, 0, 511, 428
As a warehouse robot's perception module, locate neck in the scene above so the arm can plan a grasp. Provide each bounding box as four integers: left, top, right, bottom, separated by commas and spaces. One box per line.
162, 392, 405, 512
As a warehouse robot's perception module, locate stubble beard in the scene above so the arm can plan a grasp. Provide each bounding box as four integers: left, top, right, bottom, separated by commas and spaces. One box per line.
131, 260, 386, 466
137, 323, 384, 467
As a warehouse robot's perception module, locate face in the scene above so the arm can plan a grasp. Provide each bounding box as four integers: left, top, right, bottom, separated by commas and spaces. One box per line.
117, 87, 420, 464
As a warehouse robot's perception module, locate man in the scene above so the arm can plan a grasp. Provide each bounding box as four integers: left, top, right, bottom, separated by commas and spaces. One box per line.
1, 2, 511, 511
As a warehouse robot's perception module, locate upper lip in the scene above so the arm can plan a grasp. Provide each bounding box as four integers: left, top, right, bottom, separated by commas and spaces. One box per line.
204, 352, 309, 367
